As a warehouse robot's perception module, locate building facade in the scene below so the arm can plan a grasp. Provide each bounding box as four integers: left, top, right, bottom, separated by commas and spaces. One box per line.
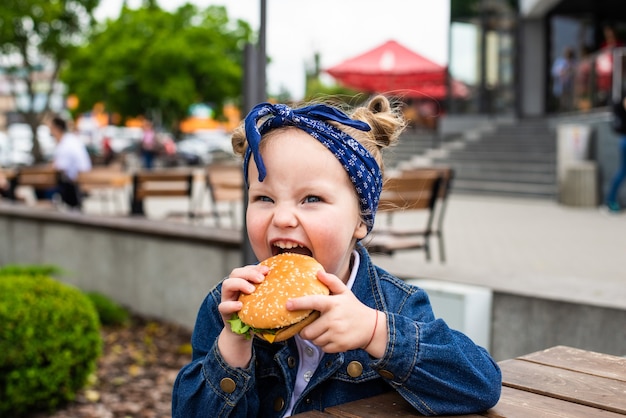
448, 0, 626, 118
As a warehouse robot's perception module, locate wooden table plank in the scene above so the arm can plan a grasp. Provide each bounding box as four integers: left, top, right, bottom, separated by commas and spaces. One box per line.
322, 391, 485, 417
489, 386, 626, 418
518, 345, 626, 382
500, 359, 626, 414
292, 411, 332, 417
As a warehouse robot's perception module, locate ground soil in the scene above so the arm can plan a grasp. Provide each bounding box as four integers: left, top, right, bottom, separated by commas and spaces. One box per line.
27, 315, 193, 418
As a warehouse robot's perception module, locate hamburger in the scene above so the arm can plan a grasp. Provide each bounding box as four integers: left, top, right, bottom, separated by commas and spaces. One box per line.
228, 253, 329, 343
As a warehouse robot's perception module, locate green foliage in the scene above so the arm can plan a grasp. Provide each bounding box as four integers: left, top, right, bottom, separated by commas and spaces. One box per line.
85, 291, 130, 326
0, 275, 102, 416
304, 77, 365, 106
62, 3, 253, 131
0, 0, 100, 162
0, 264, 63, 278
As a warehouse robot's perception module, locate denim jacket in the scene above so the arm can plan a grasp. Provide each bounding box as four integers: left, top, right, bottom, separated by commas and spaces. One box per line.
172, 244, 501, 417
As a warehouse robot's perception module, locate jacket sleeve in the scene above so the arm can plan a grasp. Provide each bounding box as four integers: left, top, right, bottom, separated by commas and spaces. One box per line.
370, 281, 501, 416
172, 286, 260, 418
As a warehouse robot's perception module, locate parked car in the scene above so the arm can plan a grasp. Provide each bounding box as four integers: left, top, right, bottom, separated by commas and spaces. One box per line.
0, 132, 28, 167
1, 124, 56, 167
174, 130, 234, 166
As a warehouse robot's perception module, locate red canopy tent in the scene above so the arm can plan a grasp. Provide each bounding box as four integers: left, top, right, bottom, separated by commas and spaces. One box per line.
325, 40, 468, 99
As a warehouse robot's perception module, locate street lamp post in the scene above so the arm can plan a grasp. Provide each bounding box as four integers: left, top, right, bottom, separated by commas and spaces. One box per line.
242, 0, 267, 265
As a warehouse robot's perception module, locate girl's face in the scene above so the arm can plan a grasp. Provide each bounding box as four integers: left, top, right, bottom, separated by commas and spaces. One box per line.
246, 128, 368, 284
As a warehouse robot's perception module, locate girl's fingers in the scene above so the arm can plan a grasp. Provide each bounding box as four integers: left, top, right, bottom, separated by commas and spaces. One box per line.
218, 300, 243, 315
315, 270, 348, 295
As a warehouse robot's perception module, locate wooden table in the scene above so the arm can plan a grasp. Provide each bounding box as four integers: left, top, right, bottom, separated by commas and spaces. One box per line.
293, 345, 626, 417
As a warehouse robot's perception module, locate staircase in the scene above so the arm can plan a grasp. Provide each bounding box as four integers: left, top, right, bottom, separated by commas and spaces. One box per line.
390, 118, 558, 199
384, 128, 437, 169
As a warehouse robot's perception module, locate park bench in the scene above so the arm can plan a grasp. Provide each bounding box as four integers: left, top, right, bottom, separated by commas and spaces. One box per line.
192, 163, 244, 227
77, 166, 131, 214
365, 170, 442, 261
372, 166, 454, 262
129, 170, 194, 217
5, 165, 83, 209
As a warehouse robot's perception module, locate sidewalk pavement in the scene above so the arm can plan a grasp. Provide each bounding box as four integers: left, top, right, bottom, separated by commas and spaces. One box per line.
370, 194, 626, 311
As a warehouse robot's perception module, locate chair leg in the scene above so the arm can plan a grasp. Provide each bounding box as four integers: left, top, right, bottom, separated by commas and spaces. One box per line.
424, 236, 431, 262
438, 232, 446, 263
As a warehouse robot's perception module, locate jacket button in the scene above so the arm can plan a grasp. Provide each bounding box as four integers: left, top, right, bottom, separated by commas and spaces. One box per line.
287, 356, 296, 368
220, 378, 236, 393
273, 397, 285, 411
379, 369, 394, 380
347, 361, 363, 377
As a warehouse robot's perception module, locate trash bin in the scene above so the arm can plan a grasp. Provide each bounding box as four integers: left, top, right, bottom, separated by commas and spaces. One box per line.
556, 124, 598, 206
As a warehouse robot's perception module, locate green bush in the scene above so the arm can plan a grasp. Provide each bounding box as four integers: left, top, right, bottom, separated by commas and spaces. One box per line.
0, 275, 102, 416
0, 264, 63, 278
85, 291, 130, 326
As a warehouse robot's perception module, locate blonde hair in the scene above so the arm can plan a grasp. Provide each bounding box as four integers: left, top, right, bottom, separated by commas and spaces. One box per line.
231, 95, 406, 177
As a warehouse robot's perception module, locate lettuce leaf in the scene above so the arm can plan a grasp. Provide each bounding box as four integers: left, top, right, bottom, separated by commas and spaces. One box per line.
228, 313, 252, 338
227, 313, 278, 340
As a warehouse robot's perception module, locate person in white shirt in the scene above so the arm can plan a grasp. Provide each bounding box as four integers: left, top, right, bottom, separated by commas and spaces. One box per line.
49, 115, 92, 208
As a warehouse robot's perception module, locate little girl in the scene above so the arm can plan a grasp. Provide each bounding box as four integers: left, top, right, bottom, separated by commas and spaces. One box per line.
172, 95, 501, 417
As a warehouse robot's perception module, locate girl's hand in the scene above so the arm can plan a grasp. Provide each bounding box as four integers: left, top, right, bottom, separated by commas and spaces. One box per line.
286, 271, 387, 357
217, 264, 269, 367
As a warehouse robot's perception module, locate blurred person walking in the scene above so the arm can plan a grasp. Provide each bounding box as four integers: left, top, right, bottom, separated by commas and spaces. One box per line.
49, 115, 92, 209
607, 94, 626, 213
140, 119, 159, 169
551, 46, 576, 111
600, 23, 625, 50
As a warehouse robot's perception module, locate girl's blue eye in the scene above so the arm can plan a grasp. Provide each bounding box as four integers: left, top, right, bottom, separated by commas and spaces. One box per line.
253, 195, 273, 203
304, 195, 321, 203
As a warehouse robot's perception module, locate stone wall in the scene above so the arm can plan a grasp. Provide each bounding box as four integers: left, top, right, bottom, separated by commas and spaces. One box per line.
0, 204, 241, 328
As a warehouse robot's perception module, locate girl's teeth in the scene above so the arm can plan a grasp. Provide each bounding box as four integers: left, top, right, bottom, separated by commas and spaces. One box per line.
276, 241, 300, 249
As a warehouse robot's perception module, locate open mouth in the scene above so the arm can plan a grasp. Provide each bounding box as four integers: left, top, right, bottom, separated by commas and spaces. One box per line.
272, 241, 313, 257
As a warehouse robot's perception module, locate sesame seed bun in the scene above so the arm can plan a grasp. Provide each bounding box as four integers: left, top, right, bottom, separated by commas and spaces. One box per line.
237, 253, 328, 342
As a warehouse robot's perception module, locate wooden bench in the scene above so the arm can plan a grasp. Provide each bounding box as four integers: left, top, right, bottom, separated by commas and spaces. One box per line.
6, 166, 61, 208
293, 345, 626, 417
0, 168, 12, 199
130, 170, 194, 216
77, 167, 131, 214
192, 163, 244, 227
365, 170, 441, 261
374, 166, 454, 262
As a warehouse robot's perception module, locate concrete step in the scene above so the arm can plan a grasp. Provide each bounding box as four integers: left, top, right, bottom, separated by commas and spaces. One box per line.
451, 179, 557, 198
443, 150, 556, 163
454, 169, 556, 184
464, 141, 556, 152
390, 119, 559, 199
433, 158, 556, 173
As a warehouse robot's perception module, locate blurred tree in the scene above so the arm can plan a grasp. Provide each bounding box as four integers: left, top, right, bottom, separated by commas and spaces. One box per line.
303, 51, 363, 106
62, 4, 253, 135
0, 0, 100, 162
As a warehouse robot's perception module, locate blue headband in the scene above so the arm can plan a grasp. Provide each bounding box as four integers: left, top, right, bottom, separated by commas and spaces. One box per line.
243, 102, 382, 232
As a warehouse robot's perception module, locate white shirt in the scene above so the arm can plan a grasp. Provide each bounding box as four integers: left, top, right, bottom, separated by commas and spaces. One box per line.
53, 132, 92, 181
284, 250, 360, 417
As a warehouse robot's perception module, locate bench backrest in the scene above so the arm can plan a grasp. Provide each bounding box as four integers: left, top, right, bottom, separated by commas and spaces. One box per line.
379, 170, 441, 212
132, 170, 194, 201
14, 166, 60, 190
205, 164, 244, 204
400, 166, 454, 199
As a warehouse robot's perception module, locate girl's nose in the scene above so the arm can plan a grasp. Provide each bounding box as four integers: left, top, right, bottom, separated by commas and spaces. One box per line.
272, 203, 298, 228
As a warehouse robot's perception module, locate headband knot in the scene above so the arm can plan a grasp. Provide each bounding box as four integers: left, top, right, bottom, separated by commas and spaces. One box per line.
243, 102, 382, 233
